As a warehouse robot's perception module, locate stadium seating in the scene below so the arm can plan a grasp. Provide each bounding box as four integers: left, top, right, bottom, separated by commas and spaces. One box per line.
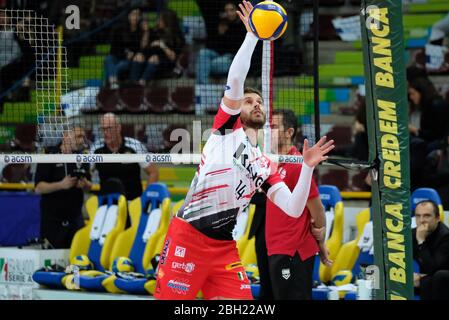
315, 185, 345, 284
171, 199, 184, 217
32, 193, 128, 289
329, 208, 371, 280
319, 169, 350, 192
236, 205, 257, 267
76, 185, 172, 294
170, 86, 195, 114
313, 207, 370, 300
234, 205, 259, 299
142, 87, 171, 113
96, 87, 121, 113
117, 86, 146, 113
102, 183, 171, 295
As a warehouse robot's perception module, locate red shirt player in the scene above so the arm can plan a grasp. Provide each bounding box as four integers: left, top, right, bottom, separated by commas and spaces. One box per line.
154, 1, 334, 300
266, 110, 332, 300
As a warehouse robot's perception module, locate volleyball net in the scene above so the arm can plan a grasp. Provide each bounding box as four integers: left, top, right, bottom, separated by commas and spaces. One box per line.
0, 1, 322, 165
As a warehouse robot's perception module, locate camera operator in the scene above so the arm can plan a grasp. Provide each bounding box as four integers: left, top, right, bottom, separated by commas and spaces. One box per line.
34, 127, 92, 249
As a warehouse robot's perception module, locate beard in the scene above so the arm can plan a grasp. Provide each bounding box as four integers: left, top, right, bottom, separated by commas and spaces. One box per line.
241, 112, 266, 129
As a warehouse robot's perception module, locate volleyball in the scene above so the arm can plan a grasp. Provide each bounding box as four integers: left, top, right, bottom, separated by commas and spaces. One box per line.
111, 257, 135, 273
249, 1, 288, 41
71, 255, 93, 271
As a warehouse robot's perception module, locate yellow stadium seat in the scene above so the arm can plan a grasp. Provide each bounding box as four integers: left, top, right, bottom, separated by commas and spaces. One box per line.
171, 199, 185, 217
318, 185, 345, 284
236, 205, 257, 266
70, 194, 128, 270
329, 208, 371, 279
104, 183, 171, 294
33, 193, 127, 289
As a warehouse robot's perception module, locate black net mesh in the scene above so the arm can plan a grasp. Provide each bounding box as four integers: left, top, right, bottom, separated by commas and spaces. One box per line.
0, 0, 319, 158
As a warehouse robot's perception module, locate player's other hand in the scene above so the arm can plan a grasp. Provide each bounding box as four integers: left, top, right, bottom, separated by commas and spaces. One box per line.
302, 136, 334, 168
311, 219, 326, 242
319, 243, 333, 267
237, 0, 254, 34
59, 175, 77, 190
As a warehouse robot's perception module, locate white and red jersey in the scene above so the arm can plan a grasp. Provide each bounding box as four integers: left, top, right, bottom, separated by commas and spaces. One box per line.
177, 103, 283, 240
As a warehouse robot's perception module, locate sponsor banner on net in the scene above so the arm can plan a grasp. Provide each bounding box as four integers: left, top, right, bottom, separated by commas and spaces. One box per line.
1, 154, 303, 164
2, 155, 33, 164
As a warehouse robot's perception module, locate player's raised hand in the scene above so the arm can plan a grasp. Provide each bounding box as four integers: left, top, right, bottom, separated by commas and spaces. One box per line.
237, 0, 254, 34
302, 136, 334, 168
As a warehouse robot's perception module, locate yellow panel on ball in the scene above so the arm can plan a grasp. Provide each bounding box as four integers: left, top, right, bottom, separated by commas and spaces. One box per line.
249, 1, 288, 41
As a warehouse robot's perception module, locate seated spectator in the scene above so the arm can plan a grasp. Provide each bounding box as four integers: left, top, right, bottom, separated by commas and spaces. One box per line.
129, 9, 185, 85
196, 1, 246, 84
90, 113, 159, 200
34, 127, 92, 249
408, 77, 449, 153
413, 200, 449, 300
423, 131, 449, 210
104, 7, 143, 88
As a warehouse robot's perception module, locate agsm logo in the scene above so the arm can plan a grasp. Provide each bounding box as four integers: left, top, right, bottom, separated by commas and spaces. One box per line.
76, 154, 103, 163
3, 155, 33, 163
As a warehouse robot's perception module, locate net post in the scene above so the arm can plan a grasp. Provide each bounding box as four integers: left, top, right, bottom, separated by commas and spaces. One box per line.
262, 40, 274, 154
361, 0, 413, 300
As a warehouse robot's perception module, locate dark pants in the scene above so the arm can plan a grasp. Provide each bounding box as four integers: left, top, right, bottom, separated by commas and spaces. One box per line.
269, 252, 315, 300
420, 270, 449, 300
254, 225, 274, 300
40, 215, 84, 249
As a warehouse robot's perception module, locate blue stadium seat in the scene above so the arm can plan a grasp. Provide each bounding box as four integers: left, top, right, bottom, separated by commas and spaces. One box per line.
32, 193, 127, 289
106, 183, 171, 294
313, 185, 345, 284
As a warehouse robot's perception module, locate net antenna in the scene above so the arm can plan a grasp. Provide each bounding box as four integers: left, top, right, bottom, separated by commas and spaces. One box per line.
262, 40, 274, 155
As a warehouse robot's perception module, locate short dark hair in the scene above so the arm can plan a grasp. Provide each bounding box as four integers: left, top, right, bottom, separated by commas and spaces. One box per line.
415, 200, 440, 217
273, 109, 298, 142
244, 87, 263, 101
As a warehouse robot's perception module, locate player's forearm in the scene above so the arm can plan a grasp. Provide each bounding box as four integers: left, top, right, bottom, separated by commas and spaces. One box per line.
224, 32, 258, 102
35, 181, 63, 194
308, 198, 326, 228
269, 164, 314, 218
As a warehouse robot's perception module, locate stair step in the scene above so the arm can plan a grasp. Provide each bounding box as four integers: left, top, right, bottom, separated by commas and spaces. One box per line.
335, 51, 363, 64
79, 56, 105, 69
409, 3, 449, 13
95, 44, 110, 55
403, 14, 445, 28
319, 64, 364, 77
